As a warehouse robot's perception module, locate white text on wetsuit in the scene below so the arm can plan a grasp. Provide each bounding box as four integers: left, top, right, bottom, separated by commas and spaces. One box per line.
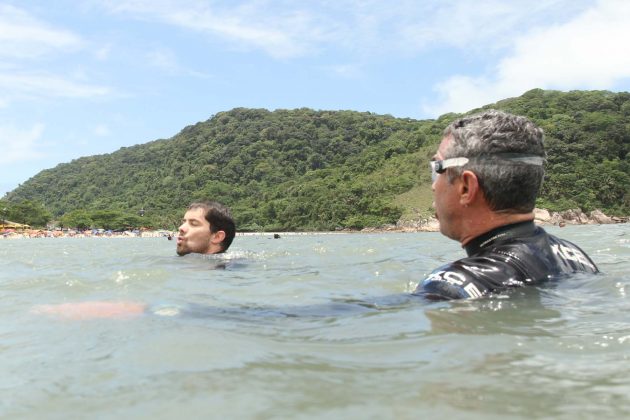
551, 244, 596, 270
424, 270, 483, 298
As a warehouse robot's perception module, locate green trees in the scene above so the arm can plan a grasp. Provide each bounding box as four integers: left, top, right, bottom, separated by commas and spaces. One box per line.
58, 209, 151, 230
0, 199, 52, 228
5, 90, 630, 230
59, 209, 92, 230
0, 201, 158, 231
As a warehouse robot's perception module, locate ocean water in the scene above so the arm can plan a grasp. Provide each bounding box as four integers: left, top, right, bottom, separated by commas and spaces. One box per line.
1, 224, 629, 419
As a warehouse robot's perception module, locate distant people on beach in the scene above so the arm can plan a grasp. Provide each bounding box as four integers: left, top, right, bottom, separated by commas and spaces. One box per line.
414, 110, 599, 300
176, 201, 236, 256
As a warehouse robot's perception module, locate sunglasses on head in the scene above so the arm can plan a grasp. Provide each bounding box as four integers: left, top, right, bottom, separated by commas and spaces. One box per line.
429, 157, 469, 182
429, 154, 545, 182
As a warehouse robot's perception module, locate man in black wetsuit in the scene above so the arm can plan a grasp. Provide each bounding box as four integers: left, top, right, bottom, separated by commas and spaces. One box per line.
415, 110, 598, 300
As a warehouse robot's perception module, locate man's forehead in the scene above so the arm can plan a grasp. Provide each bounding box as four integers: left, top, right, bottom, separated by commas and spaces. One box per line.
185, 207, 206, 220
435, 135, 452, 159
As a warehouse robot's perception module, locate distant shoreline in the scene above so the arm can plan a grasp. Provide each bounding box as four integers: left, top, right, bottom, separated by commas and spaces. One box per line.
1, 208, 627, 240
1, 222, 626, 240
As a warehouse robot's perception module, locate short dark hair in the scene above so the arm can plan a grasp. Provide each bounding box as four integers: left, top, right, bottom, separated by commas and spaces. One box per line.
443, 110, 546, 213
188, 201, 236, 252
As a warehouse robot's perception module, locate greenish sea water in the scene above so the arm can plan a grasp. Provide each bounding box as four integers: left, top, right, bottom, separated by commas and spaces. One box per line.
1, 225, 629, 419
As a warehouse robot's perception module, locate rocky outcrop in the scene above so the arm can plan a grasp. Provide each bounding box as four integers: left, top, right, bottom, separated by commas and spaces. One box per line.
392, 218, 440, 232
590, 209, 614, 224
384, 208, 626, 233
532, 208, 624, 226
533, 208, 552, 223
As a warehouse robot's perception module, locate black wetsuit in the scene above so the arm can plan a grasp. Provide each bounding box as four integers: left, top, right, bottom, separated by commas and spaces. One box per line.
415, 221, 599, 300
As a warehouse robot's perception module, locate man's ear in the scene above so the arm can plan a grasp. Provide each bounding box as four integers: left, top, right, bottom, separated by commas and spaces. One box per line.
458, 170, 480, 206
211, 230, 226, 244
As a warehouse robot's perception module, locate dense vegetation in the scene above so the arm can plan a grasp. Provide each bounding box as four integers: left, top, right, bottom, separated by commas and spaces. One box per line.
3, 89, 629, 230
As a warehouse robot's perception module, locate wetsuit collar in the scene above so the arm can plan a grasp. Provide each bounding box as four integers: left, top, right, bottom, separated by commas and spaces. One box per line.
464, 220, 537, 257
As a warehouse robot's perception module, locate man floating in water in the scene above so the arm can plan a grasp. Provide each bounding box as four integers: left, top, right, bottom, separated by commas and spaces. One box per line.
176, 201, 235, 256
415, 110, 598, 300
34, 200, 236, 319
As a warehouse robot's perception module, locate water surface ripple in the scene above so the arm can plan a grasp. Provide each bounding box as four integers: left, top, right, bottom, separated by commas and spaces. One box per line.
1, 225, 629, 418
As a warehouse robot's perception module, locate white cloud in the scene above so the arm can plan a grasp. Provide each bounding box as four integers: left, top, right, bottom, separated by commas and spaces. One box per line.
425, 75, 501, 116
0, 4, 83, 59
95, 0, 595, 73
94, 44, 112, 61
100, 0, 327, 58
0, 123, 46, 164
499, 0, 630, 88
145, 47, 213, 78
324, 63, 365, 79
423, 0, 630, 116
145, 48, 180, 72
0, 5, 112, 103
0, 72, 110, 99
392, 0, 590, 53
93, 124, 110, 137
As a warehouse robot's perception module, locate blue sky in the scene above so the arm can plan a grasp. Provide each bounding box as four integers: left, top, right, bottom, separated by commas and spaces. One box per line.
2, 0, 630, 196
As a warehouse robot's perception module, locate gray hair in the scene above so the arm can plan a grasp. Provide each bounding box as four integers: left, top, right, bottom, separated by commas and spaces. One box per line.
443, 110, 546, 213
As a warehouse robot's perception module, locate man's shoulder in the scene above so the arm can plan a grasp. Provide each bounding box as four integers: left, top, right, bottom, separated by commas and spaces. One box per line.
415, 256, 520, 300
415, 230, 599, 300
544, 233, 599, 273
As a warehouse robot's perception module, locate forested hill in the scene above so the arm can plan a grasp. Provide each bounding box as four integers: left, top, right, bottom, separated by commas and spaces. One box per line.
5, 89, 630, 231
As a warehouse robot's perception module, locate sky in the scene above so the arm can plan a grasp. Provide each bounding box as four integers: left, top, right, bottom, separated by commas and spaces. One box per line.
2, 0, 630, 196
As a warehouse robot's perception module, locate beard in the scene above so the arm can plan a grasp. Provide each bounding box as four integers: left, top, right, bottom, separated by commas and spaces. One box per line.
176, 239, 191, 256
